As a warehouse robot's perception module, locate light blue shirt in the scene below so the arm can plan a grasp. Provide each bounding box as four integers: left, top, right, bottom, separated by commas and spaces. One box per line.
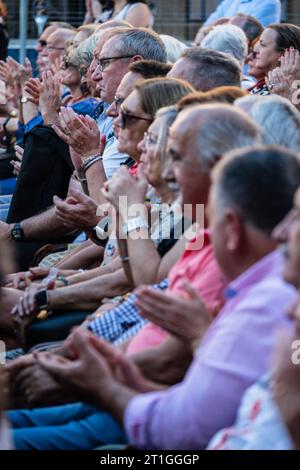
97, 102, 129, 179
204, 0, 281, 27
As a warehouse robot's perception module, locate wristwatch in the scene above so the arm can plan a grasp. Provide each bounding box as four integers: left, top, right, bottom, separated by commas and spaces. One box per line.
11, 223, 25, 242
122, 217, 149, 236
91, 222, 109, 246
35, 289, 49, 311
20, 96, 29, 104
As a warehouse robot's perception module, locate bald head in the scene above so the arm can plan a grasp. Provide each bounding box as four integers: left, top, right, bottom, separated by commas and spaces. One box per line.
40, 28, 75, 68
173, 104, 261, 168
167, 104, 261, 208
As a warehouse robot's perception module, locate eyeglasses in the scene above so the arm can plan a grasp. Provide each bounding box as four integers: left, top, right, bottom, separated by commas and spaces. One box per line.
96, 55, 134, 72
46, 46, 66, 51
143, 131, 158, 146
120, 107, 153, 130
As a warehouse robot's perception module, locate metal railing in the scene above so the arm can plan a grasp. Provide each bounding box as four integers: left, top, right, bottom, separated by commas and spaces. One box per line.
6, 0, 300, 43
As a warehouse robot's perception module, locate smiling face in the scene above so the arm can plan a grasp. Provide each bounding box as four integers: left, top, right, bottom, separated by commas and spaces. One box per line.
114, 89, 153, 161
273, 188, 300, 288
255, 28, 282, 75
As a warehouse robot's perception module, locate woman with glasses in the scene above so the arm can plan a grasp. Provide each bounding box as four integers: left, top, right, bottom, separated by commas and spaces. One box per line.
102, 77, 194, 271
98, 0, 154, 28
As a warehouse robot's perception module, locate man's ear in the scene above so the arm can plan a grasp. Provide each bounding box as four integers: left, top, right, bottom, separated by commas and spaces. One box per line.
223, 209, 243, 252
132, 55, 143, 62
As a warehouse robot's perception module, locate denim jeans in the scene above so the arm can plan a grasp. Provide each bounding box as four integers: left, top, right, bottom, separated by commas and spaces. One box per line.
8, 402, 127, 450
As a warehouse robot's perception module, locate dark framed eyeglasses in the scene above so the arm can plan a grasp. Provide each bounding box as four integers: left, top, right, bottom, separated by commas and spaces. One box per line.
96, 55, 134, 72
120, 107, 153, 130
46, 46, 66, 51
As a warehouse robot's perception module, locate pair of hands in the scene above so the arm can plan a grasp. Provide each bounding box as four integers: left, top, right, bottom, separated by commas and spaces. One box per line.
34, 329, 155, 402
102, 164, 149, 220
266, 48, 300, 104
7, 329, 152, 408
53, 106, 105, 161
135, 283, 221, 348
53, 187, 100, 231
10, 144, 24, 177
24, 70, 63, 121
0, 57, 32, 90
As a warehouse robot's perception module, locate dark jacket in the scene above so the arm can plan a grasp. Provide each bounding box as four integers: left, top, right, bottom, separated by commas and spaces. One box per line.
7, 125, 74, 223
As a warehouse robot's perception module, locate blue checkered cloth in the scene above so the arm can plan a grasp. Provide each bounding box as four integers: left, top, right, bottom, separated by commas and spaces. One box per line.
89, 279, 169, 344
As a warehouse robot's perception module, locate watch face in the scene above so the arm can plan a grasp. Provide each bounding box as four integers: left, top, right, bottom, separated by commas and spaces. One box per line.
12, 229, 22, 240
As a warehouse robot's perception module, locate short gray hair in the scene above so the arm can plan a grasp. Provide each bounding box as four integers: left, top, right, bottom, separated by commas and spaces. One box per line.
184, 104, 261, 170
179, 48, 241, 91
159, 35, 188, 63
236, 95, 300, 152
112, 28, 167, 63
201, 24, 248, 66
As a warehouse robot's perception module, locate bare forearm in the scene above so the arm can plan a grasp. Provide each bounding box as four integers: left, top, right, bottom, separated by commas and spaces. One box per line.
86, 161, 107, 206
48, 268, 129, 310
22, 102, 38, 125
20, 207, 75, 240
125, 231, 162, 286
96, 379, 137, 424
67, 256, 122, 285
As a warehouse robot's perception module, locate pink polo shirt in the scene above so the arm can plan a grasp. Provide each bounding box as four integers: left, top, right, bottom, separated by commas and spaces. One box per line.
126, 230, 227, 355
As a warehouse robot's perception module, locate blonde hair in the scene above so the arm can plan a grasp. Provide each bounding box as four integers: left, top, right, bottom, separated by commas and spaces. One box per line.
135, 77, 195, 118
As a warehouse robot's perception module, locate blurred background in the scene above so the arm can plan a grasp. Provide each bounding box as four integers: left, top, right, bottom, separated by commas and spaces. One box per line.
5, 0, 300, 59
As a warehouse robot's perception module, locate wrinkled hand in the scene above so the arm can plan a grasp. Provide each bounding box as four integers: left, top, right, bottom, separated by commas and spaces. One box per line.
280, 48, 300, 82
51, 57, 64, 82
54, 188, 100, 231
35, 329, 116, 403
53, 107, 105, 157
11, 281, 54, 317
102, 164, 148, 217
39, 70, 62, 121
23, 78, 41, 105
0, 57, 32, 86
11, 280, 56, 348
266, 67, 293, 100
5, 266, 50, 290
10, 144, 24, 177
13, 362, 64, 407
135, 282, 218, 346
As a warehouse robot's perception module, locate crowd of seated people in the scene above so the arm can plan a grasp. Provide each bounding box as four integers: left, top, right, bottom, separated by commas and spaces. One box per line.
0, 0, 300, 451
